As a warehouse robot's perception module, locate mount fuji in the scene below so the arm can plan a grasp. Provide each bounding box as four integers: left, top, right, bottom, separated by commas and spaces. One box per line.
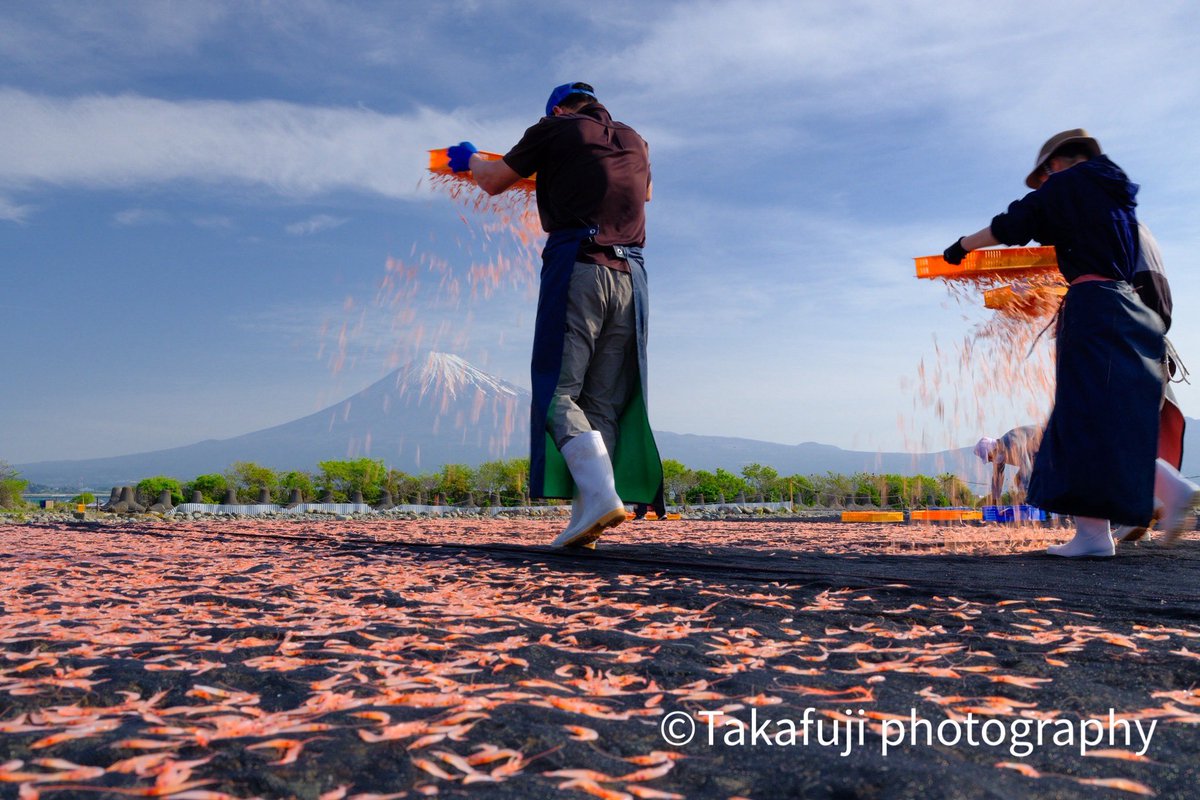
17, 353, 530, 487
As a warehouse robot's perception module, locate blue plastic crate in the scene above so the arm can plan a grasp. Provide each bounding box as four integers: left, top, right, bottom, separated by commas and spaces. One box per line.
1014, 504, 1046, 522
983, 504, 1046, 523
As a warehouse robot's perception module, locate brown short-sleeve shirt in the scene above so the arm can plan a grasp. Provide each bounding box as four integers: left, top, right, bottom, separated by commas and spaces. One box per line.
503, 103, 650, 270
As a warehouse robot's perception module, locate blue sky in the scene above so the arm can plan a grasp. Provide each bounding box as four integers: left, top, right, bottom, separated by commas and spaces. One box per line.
3, 1, 1200, 466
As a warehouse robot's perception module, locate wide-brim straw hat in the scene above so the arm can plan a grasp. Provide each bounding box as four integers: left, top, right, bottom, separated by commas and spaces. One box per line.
1026, 128, 1102, 189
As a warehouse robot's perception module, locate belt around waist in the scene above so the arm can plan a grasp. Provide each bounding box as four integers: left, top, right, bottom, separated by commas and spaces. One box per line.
1070, 273, 1117, 286
580, 242, 639, 261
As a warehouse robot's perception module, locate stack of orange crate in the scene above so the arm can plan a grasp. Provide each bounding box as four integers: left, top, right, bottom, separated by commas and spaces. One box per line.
915, 246, 1065, 312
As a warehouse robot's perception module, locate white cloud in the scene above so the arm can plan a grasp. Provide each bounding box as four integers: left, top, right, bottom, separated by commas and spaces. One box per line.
3, 1, 226, 57
576, 2, 1200, 163
113, 207, 170, 226
285, 213, 347, 236
0, 88, 526, 202
0, 194, 33, 224
192, 215, 234, 231
0, 2, 230, 90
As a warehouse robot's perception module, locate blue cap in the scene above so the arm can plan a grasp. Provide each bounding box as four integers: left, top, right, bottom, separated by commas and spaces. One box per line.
545, 82, 596, 117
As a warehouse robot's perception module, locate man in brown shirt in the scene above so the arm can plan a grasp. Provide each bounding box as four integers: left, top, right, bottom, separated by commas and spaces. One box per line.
453, 82, 663, 548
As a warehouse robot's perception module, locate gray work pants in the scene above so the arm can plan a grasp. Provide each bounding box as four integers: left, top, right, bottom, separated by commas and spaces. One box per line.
547, 262, 638, 456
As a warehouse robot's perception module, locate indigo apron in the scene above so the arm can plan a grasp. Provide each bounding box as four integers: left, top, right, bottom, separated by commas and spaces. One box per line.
1026, 281, 1164, 525
529, 227, 664, 511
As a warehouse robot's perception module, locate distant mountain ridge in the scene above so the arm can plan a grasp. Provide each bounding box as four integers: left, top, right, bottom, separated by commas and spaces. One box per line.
653, 431, 984, 479
15, 353, 1200, 489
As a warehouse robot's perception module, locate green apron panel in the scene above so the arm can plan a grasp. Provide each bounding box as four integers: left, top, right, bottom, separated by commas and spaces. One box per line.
541, 383, 662, 503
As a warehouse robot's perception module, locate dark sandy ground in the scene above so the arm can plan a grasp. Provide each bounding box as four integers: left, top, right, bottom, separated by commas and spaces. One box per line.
1, 516, 1197, 800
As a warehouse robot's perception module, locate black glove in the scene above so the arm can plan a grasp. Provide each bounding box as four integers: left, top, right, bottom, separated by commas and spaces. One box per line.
943, 237, 968, 265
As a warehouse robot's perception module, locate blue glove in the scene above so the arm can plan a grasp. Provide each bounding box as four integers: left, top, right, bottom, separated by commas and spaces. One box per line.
447, 141, 478, 173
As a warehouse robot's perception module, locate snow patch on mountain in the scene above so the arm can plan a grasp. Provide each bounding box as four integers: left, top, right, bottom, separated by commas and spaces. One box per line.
403, 352, 521, 401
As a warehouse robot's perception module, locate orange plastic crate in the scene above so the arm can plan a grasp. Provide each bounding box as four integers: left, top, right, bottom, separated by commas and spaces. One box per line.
983, 283, 1067, 310
841, 511, 905, 523
909, 509, 983, 522
914, 246, 1058, 280
427, 148, 537, 192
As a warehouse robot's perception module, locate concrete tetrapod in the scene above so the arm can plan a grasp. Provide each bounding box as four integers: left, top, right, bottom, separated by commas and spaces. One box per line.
285, 488, 304, 509
148, 489, 174, 514
374, 490, 395, 511
109, 486, 146, 514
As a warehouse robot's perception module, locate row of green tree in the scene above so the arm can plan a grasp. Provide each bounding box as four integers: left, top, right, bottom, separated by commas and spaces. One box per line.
664, 461, 977, 508
2, 458, 980, 510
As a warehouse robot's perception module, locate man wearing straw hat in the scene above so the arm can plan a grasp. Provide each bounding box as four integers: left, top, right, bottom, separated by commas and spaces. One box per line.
443, 82, 664, 549
943, 129, 1198, 557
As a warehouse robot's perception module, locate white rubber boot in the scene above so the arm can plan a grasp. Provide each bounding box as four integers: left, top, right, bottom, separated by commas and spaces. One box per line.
552, 431, 626, 548
1047, 515, 1115, 558
1154, 458, 1200, 546
1113, 499, 1162, 543
562, 489, 596, 549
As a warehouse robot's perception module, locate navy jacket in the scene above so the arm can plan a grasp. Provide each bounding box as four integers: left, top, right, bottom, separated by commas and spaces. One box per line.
990, 155, 1139, 283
